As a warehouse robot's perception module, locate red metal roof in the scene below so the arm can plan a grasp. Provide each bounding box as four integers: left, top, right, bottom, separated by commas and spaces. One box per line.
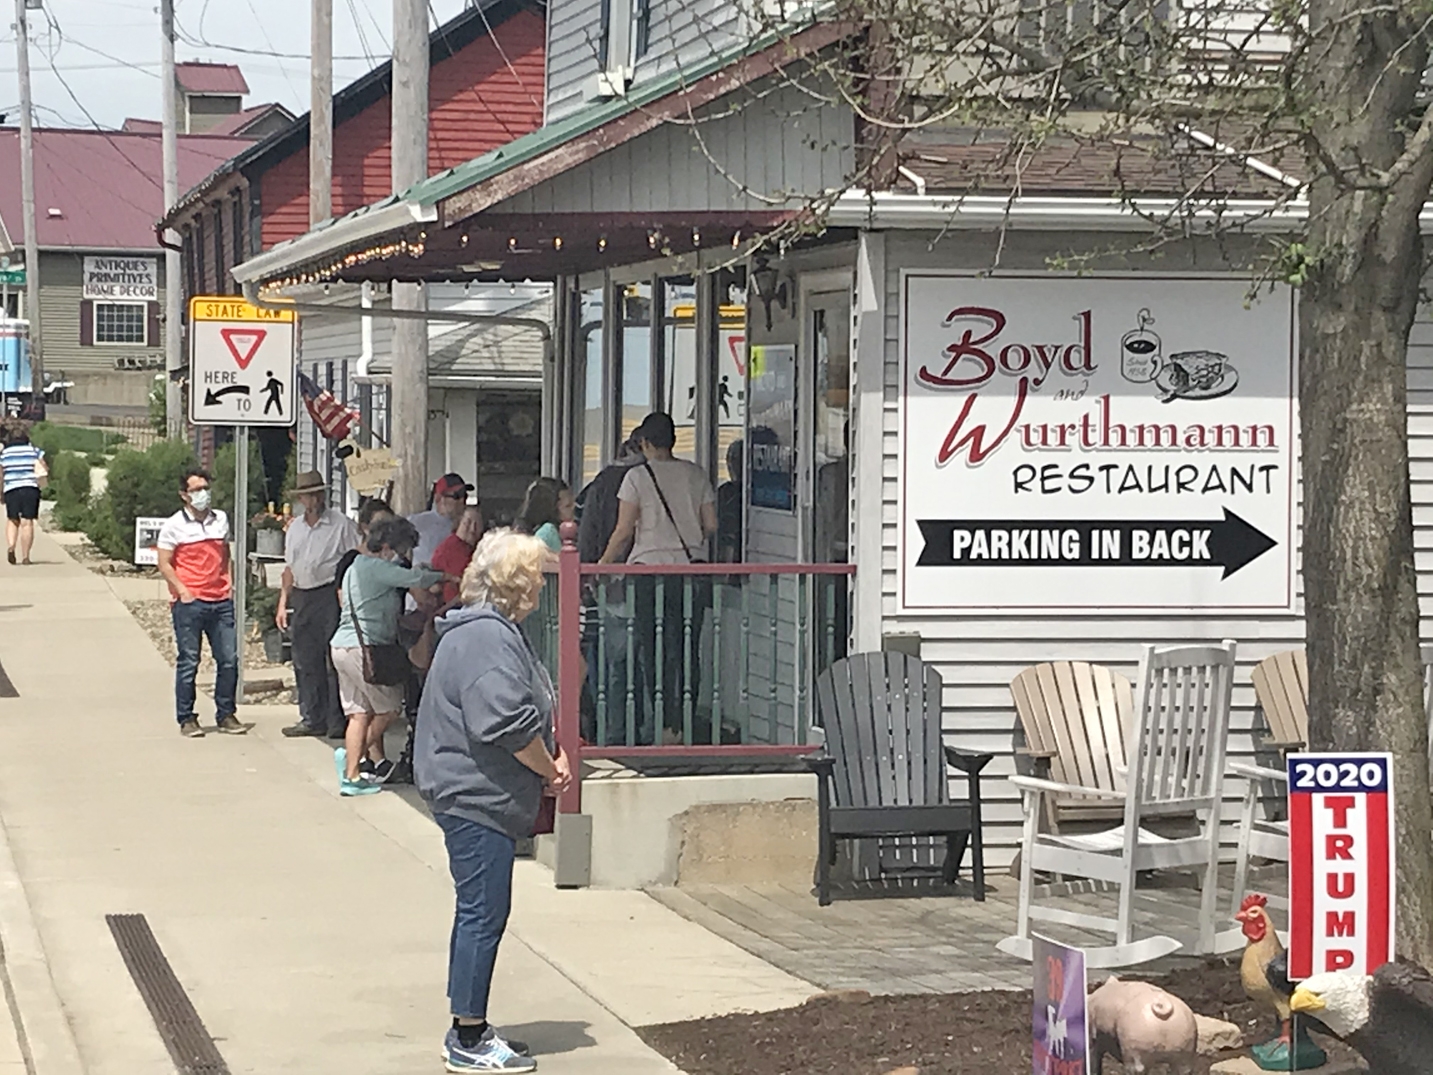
204, 103, 293, 137
0, 128, 250, 249
175, 62, 249, 96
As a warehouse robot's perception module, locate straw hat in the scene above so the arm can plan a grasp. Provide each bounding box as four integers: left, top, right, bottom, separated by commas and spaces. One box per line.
290, 470, 328, 495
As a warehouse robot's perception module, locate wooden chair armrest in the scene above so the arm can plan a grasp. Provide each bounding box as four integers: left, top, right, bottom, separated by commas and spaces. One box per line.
1014, 746, 1059, 759
1229, 760, 1288, 783
943, 745, 994, 775
1258, 735, 1306, 751
805, 755, 836, 778
1008, 774, 1126, 800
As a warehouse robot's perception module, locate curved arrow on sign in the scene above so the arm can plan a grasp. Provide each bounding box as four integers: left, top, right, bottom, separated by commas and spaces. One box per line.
203, 385, 251, 406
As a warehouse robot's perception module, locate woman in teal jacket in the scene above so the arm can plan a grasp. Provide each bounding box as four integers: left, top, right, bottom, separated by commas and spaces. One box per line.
330, 516, 445, 795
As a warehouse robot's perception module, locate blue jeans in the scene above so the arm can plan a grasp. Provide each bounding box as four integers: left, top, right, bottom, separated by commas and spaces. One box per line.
172, 598, 238, 724
436, 813, 516, 1019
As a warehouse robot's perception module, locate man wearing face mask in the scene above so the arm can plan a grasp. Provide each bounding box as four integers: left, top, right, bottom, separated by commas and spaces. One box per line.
278, 471, 359, 740
156, 467, 245, 738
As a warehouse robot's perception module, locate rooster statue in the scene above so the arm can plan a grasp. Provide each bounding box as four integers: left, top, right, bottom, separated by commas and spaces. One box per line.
1289, 961, 1433, 1075
1235, 893, 1326, 1070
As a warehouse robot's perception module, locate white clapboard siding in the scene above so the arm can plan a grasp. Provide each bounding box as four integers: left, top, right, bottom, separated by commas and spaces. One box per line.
874, 232, 1433, 867
545, 0, 752, 124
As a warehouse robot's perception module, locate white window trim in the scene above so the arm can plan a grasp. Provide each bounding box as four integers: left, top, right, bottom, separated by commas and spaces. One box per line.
93, 300, 149, 347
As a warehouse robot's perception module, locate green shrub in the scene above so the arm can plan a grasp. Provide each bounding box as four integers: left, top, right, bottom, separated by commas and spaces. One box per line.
148, 374, 167, 435
29, 422, 124, 457
49, 452, 93, 531
85, 451, 106, 467
84, 440, 196, 560
212, 438, 266, 528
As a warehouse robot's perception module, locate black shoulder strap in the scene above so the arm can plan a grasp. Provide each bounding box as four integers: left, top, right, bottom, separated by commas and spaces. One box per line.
642, 461, 695, 563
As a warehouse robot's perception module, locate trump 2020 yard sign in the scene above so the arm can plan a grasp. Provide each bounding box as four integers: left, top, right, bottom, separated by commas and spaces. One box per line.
1287, 753, 1395, 979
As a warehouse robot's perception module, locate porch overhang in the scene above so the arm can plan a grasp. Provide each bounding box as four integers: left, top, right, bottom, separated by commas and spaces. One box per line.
231, 19, 850, 292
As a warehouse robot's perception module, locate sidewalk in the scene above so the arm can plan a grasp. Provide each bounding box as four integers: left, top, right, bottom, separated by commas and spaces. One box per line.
0, 526, 814, 1075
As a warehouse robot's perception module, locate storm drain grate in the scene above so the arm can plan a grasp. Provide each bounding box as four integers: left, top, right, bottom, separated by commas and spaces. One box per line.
0, 658, 17, 697
106, 913, 230, 1075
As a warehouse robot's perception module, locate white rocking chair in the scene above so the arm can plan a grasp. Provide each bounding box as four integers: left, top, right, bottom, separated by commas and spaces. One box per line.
998, 640, 1237, 968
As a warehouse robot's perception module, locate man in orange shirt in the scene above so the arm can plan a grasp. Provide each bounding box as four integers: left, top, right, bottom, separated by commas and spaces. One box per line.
157, 467, 245, 738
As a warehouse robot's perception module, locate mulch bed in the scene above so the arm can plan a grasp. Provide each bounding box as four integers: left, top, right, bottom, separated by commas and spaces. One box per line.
638, 959, 1364, 1075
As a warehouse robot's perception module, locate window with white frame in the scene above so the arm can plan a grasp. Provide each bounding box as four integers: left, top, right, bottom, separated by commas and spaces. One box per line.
94, 302, 148, 345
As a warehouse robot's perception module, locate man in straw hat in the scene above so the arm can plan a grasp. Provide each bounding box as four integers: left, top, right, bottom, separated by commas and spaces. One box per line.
279, 470, 359, 739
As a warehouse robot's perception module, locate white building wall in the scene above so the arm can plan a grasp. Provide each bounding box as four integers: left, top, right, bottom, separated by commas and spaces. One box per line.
859, 229, 1433, 866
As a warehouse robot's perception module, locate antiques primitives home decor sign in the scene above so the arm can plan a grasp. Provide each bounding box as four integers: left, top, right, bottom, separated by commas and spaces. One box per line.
898, 274, 1297, 613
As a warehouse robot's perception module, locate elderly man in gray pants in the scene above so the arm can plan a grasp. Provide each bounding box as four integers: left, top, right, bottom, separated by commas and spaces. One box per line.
278, 471, 358, 739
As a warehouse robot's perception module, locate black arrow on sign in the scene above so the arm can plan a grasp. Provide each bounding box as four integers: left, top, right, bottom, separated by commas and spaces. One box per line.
915, 508, 1277, 579
203, 385, 250, 406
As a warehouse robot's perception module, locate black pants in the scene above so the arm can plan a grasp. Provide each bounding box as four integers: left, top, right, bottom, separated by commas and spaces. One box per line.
632, 575, 711, 744
290, 583, 343, 734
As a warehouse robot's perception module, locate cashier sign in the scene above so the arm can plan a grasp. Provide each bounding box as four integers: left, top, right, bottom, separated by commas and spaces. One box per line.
1286, 753, 1395, 980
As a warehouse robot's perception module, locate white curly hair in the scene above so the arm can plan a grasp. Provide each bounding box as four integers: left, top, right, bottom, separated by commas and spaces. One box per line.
459, 527, 551, 619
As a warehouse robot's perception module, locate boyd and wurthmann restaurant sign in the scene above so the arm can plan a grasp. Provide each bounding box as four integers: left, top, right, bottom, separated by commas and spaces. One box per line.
899, 274, 1296, 613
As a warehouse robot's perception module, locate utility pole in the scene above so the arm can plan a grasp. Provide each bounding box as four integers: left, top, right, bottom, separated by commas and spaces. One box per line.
310, 0, 333, 224
13, 0, 42, 395
389, 0, 429, 513
160, 0, 183, 437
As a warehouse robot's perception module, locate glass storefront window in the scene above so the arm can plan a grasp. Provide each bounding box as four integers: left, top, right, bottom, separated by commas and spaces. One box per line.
715, 272, 747, 486
811, 292, 852, 565
580, 285, 605, 487
660, 276, 699, 463
620, 281, 652, 445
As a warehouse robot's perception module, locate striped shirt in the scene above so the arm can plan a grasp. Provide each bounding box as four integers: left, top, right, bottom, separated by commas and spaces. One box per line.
0, 444, 44, 493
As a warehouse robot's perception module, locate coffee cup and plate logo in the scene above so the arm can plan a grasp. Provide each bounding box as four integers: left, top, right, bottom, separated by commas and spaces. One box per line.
1120, 308, 1239, 402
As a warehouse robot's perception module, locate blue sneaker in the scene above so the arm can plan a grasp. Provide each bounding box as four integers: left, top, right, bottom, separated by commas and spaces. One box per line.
339, 777, 381, 797
443, 1027, 536, 1072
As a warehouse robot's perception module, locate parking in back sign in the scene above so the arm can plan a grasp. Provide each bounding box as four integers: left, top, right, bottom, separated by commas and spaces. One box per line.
1286, 752, 1395, 979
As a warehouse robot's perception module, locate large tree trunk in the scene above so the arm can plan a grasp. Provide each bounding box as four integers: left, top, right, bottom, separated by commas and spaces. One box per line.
1301, 0, 1433, 966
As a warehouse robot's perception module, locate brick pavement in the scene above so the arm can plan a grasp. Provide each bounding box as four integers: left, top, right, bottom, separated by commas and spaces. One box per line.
649, 865, 1289, 995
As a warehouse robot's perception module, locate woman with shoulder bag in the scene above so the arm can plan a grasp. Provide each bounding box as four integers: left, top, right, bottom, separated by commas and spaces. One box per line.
598, 412, 716, 744
416, 528, 570, 1073
330, 516, 448, 796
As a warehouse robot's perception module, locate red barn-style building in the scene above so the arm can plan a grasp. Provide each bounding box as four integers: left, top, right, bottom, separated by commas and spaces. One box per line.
165, 0, 545, 298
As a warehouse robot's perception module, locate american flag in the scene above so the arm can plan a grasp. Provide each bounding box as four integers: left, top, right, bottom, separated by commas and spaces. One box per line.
297, 370, 359, 441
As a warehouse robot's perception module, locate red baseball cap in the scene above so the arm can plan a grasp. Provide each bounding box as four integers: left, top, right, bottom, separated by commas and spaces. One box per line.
432, 473, 474, 500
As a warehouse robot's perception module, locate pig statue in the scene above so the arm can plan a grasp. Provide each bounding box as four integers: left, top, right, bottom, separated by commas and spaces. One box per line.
1088, 977, 1199, 1075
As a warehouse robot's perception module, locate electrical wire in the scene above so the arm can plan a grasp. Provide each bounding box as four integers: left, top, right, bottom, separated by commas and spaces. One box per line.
346, 0, 379, 70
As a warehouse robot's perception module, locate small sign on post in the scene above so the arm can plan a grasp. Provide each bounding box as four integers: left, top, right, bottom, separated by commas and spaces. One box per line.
1287, 752, 1396, 979
133, 516, 166, 566
1032, 935, 1088, 1075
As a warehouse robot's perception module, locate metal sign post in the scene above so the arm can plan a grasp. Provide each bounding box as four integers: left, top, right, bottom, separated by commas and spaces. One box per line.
233, 425, 249, 706
188, 296, 297, 709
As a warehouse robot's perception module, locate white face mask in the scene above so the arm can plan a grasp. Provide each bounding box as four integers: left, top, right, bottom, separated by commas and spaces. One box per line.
188, 489, 212, 512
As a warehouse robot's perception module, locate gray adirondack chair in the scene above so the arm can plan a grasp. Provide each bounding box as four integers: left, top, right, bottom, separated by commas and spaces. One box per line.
808, 652, 992, 907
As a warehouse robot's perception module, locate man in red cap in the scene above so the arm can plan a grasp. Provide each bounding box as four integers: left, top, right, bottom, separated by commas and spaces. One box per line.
409, 473, 474, 568
391, 473, 473, 784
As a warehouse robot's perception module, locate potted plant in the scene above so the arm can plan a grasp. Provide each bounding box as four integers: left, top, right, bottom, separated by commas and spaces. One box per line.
251, 508, 286, 557
246, 585, 288, 663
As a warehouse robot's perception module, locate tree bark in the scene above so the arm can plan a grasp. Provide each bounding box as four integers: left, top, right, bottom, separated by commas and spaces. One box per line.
1300, 0, 1433, 966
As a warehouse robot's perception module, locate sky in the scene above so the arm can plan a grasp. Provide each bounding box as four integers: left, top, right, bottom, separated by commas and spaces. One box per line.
1, 0, 474, 131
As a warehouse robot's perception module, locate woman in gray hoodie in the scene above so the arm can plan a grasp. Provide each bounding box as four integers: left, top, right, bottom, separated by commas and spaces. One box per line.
415, 528, 570, 1073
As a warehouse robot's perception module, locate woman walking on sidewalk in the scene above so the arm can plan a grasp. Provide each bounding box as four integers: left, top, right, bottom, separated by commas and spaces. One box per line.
0, 423, 46, 566
416, 529, 570, 1073
330, 517, 445, 795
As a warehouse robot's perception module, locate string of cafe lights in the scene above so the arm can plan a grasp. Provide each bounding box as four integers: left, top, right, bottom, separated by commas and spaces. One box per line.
262, 224, 735, 290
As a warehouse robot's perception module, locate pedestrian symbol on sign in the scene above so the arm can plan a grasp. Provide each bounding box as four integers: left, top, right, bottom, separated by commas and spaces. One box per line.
220, 327, 266, 369
262, 372, 285, 416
